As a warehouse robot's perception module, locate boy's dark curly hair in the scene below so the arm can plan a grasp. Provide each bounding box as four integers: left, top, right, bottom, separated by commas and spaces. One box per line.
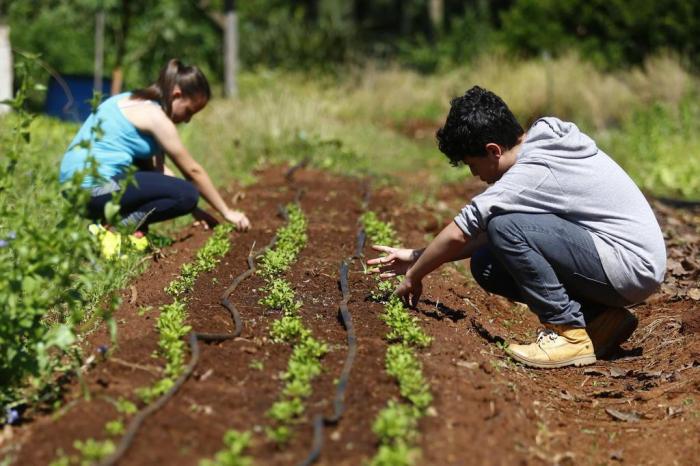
436, 86, 524, 166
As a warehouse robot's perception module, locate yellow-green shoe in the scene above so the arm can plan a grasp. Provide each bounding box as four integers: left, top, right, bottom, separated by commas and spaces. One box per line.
505, 324, 596, 369
127, 233, 149, 252
88, 224, 122, 260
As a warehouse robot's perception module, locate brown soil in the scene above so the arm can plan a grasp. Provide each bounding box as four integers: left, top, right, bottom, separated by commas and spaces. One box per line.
9, 167, 700, 466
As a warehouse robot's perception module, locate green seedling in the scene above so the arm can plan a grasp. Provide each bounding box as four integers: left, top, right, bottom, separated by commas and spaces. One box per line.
370, 440, 419, 466
386, 344, 432, 411
105, 419, 125, 436
372, 400, 419, 445
248, 359, 264, 371
73, 438, 116, 463
363, 211, 433, 466
265, 425, 292, 446
136, 305, 154, 316
199, 430, 252, 466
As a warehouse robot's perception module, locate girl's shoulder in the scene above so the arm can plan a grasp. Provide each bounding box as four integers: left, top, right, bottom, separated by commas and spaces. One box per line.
117, 92, 160, 109
118, 93, 167, 133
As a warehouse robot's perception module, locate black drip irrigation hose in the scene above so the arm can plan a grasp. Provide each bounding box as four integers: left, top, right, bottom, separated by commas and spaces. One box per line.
285, 158, 311, 182
298, 225, 366, 466
361, 180, 372, 210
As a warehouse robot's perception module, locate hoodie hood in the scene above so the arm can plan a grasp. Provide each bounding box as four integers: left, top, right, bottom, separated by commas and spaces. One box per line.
521, 117, 598, 160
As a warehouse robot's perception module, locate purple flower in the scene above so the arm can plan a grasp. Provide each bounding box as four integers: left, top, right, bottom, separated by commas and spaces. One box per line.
0, 240, 7, 248
97, 344, 109, 356
5, 408, 20, 425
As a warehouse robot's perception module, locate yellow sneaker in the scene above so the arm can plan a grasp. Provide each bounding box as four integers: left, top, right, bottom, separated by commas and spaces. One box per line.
88, 224, 122, 259
506, 324, 596, 369
127, 233, 149, 252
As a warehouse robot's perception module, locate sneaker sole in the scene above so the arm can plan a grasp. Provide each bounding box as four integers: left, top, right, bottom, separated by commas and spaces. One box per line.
505, 348, 597, 369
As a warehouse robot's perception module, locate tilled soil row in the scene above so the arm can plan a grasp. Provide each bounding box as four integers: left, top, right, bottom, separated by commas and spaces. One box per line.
11, 167, 700, 465
14, 167, 406, 465
382, 187, 700, 466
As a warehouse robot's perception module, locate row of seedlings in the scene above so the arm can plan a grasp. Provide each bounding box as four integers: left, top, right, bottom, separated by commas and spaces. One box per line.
200, 203, 324, 465
50, 225, 235, 466
260, 204, 328, 445
138, 223, 235, 402
361, 212, 433, 466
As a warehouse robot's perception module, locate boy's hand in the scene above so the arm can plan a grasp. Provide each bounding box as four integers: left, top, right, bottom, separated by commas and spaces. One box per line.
367, 245, 420, 278
396, 274, 422, 308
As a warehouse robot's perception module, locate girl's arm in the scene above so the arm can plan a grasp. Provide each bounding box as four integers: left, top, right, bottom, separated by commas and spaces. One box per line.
140, 106, 250, 230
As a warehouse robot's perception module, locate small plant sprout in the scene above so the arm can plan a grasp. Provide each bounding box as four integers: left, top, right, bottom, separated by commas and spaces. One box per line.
249, 359, 264, 371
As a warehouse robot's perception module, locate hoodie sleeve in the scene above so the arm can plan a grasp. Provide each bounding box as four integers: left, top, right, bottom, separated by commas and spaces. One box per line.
454, 159, 567, 237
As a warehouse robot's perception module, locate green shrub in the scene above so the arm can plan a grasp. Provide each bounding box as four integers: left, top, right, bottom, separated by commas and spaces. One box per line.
0, 57, 140, 406
500, 0, 700, 69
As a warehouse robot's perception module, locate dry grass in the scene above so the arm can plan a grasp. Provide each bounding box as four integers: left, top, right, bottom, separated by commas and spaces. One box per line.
334, 52, 697, 131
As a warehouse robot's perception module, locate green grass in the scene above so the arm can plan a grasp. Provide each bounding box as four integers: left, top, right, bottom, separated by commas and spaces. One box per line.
598, 99, 700, 199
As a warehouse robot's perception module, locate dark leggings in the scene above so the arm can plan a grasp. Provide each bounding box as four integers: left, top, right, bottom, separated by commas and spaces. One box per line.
87, 171, 199, 231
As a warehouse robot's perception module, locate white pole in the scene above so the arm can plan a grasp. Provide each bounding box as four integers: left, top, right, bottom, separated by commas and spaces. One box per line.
94, 10, 105, 93
224, 0, 238, 97
0, 24, 12, 114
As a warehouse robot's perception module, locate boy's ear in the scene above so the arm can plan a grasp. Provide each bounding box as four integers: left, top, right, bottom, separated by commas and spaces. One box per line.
485, 143, 503, 158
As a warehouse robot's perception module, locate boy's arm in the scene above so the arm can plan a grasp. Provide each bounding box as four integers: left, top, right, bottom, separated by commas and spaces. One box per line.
406, 230, 486, 264
369, 229, 486, 279
452, 232, 488, 260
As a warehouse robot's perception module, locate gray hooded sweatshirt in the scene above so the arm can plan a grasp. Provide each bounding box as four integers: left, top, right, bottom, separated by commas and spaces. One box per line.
454, 117, 666, 304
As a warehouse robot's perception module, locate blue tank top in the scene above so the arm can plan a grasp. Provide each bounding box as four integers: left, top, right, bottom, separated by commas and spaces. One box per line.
59, 92, 161, 187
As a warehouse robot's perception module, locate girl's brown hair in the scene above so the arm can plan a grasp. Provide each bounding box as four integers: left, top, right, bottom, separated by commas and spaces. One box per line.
131, 59, 211, 117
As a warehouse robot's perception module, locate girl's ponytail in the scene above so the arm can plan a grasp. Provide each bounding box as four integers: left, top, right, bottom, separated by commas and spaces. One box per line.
131, 59, 211, 117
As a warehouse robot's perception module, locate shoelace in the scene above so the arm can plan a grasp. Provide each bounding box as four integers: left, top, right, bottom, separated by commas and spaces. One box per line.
535, 328, 559, 345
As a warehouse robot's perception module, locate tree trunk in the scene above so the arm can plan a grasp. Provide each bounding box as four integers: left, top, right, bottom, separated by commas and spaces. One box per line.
111, 0, 131, 95
429, 0, 444, 35
223, 0, 238, 97
94, 10, 105, 93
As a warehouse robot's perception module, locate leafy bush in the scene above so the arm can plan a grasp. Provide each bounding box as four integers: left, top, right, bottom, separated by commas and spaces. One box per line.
500, 0, 700, 69
0, 57, 142, 407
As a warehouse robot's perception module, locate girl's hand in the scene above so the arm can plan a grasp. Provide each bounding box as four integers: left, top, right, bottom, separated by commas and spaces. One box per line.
224, 209, 251, 231
366, 245, 421, 278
